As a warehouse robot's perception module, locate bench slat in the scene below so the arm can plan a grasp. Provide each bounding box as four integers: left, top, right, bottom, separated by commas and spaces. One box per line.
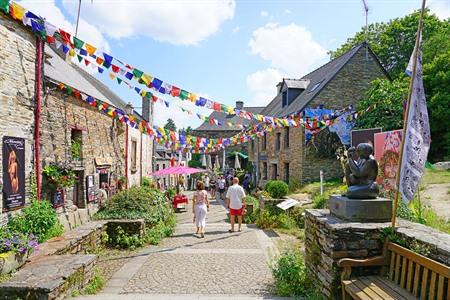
437, 275, 444, 300
429, 272, 436, 300
353, 278, 384, 300
400, 256, 408, 288
412, 263, 421, 297
388, 243, 450, 278
371, 277, 417, 300
395, 253, 402, 284
406, 260, 414, 292
390, 252, 396, 280
359, 277, 402, 300
421, 268, 429, 300
344, 279, 375, 300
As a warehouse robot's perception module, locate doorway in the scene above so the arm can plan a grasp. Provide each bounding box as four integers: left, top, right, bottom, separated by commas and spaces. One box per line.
73, 170, 85, 208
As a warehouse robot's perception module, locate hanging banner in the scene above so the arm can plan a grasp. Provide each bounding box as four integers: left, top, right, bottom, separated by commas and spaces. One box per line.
2, 136, 25, 211
374, 130, 402, 193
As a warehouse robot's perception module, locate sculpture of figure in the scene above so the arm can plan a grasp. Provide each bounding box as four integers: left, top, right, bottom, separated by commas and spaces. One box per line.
344, 143, 380, 199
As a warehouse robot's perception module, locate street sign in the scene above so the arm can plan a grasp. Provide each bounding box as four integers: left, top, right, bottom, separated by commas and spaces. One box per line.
277, 198, 300, 210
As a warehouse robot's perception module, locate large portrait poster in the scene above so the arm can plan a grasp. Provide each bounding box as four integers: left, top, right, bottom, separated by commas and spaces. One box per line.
2, 136, 26, 211
374, 130, 402, 193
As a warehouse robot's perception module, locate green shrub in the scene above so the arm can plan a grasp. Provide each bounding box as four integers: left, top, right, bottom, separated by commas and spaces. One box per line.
288, 178, 301, 193
245, 195, 259, 209
312, 194, 327, 209
264, 180, 289, 198
272, 249, 311, 297
165, 187, 176, 200
141, 177, 156, 188
289, 206, 306, 228
8, 200, 63, 243
95, 186, 174, 227
256, 206, 296, 229
82, 268, 105, 295
107, 226, 144, 250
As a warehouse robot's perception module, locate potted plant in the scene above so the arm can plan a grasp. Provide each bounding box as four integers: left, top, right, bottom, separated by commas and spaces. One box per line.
42, 164, 77, 207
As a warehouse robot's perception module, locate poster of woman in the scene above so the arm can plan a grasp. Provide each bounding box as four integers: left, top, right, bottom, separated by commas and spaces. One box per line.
374, 130, 402, 194
2, 136, 25, 211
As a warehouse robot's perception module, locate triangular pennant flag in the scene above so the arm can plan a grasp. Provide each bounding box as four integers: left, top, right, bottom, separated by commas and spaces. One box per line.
84, 59, 90, 66
96, 57, 104, 65
59, 29, 72, 45
79, 48, 88, 56
125, 72, 133, 80
116, 77, 122, 85
85, 43, 96, 55
76, 54, 83, 63
103, 52, 113, 65
98, 67, 104, 73
111, 64, 120, 73
109, 73, 116, 80
73, 36, 84, 49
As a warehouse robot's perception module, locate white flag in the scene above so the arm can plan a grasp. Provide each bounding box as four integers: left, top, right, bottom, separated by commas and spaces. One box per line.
399, 31, 431, 203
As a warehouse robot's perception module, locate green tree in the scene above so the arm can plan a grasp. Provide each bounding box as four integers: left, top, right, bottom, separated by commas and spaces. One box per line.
164, 118, 177, 132
329, 10, 446, 78
179, 126, 194, 136
355, 78, 409, 131
423, 50, 450, 161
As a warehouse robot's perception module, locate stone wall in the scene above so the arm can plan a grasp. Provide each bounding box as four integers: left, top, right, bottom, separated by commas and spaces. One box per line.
305, 209, 450, 299
0, 14, 37, 223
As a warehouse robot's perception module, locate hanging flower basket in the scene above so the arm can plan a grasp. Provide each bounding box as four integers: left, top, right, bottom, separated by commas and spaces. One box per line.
42, 164, 77, 190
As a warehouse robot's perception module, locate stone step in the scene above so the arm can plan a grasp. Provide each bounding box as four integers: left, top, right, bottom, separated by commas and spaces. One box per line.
0, 254, 96, 300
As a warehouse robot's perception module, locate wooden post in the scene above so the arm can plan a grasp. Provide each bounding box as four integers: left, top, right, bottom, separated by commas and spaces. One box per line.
391, 0, 427, 228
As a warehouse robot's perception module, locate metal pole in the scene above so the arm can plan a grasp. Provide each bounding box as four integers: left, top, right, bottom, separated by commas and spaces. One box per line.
320, 170, 324, 196
75, 0, 82, 37
391, 0, 427, 228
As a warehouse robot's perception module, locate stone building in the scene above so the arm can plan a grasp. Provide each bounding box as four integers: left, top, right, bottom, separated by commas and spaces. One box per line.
0, 12, 153, 227
248, 43, 388, 185
194, 101, 264, 169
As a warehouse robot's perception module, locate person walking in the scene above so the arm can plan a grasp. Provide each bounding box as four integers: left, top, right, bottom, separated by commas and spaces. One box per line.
204, 174, 210, 193
226, 177, 246, 233
218, 176, 226, 200
192, 181, 210, 238
243, 172, 251, 195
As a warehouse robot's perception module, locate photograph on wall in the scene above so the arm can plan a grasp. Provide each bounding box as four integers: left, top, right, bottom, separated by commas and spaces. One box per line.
2, 136, 26, 211
351, 128, 382, 147
374, 130, 402, 193
86, 175, 96, 203
52, 189, 65, 208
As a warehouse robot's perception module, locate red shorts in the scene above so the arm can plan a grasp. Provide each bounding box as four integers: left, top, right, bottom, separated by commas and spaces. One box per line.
229, 207, 244, 216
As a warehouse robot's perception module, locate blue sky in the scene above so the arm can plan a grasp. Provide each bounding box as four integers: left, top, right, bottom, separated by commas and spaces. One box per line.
18, 0, 449, 130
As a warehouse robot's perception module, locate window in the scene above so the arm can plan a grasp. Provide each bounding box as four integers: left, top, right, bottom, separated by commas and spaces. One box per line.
272, 164, 278, 180
262, 133, 267, 150
70, 129, 83, 161
131, 139, 137, 173
284, 163, 290, 183
284, 127, 290, 148
276, 133, 281, 150
308, 80, 324, 94
282, 91, 288, 107
262, 162, 268, 180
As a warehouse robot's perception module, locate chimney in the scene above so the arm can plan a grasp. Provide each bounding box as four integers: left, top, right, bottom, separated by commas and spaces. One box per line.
276, 81, 283, 94
235, 101, 244, 110
142, 97, 152, 123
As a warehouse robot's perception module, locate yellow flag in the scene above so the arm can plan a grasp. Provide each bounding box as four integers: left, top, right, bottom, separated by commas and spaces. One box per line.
141, 74, 152, 85
10, 2, 25, 20
85, 43, 97, 55
109, 73, 116, 80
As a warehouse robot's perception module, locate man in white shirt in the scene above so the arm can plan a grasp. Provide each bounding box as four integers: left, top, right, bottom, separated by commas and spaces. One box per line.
218, 176, 226, 199
226, 177, 246, 232
204, 175, 210, 192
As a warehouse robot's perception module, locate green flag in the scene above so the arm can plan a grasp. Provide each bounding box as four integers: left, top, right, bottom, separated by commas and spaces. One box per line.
73, 36, 84, 49
132, 68, 143, 79
0, 0, 9, 14
180, 90, 188, 100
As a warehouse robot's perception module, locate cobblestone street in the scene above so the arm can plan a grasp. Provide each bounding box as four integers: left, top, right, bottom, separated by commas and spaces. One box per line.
77, 194, 281, 299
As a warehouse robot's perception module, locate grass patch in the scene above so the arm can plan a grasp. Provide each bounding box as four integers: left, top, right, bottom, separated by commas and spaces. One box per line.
420, 169, 450, 186
83, 268, 105, 295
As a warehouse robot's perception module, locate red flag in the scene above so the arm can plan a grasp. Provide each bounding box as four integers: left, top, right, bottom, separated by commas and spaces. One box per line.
111, 64, 120, 73
84, 59, 90, 66
213, 102, 221, 112
170, 86, 181, 97
59, 29, 72, 46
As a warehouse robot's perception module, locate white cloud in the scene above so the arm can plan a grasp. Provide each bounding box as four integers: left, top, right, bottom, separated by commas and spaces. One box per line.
62, 0, 235, 46
248, 23, 327, 76
260, 10, 269, 17
428, 0, 450, 20
18, 0, 110, 52
232, 26, 240, 34
246, 68, 285, 106
284, 9, 292, 14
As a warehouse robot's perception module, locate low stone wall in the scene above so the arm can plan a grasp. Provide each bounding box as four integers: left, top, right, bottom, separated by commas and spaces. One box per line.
305, 209, 450, 299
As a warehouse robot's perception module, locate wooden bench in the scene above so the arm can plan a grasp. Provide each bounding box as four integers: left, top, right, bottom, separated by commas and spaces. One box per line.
338, 242, 450, 300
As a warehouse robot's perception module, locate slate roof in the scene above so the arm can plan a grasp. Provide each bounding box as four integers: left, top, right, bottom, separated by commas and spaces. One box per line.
44, 46, 144, 120
261, 43, 384, 117
194, 106, 264, 132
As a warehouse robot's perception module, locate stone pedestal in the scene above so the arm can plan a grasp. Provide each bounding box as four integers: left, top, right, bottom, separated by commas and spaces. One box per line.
328, 195, 392, 222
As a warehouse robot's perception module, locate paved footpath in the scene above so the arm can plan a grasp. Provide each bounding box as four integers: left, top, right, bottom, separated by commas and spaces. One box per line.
77, 193, 283, 300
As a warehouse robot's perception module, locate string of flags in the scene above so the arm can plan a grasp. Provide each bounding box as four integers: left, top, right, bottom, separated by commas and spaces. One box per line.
1, 0, 351, 129
0, 0, 378, 153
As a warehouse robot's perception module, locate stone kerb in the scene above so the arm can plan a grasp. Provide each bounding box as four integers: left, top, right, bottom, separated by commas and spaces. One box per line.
304, 209, 450, 299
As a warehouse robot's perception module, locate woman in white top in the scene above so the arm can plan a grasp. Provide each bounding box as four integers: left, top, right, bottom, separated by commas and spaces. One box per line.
192, 181, 210, 238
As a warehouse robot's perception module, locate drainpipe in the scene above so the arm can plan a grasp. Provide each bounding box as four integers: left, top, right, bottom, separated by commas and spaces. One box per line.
125, 125, 128, 189
140, 133, 143, 184
34, 37, 44, 201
